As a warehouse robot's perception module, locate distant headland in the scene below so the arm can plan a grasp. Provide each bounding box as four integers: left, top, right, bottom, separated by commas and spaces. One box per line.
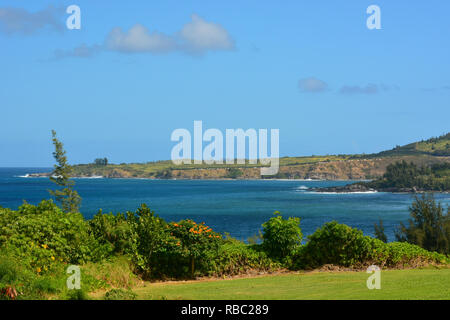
27, 133, 450, 191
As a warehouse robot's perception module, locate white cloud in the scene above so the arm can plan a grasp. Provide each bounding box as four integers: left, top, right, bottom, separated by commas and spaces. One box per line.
0, 5, 64, 35
105, 24, 176, 53
54, 14, 235, 59
179, 14, 235, 53
298, 77, 328, 93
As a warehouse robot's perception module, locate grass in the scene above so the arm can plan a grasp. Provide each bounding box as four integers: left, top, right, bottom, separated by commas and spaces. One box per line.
128, 268, 450, 300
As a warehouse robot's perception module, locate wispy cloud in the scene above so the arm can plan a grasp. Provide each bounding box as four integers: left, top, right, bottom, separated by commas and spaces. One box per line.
339, 83, 399, 95
420, 86, 450, 92
54, 14, 235, 60
0, 5, 64, 35
53, 44, 103, 60
339, 84, 379, 95
298, 77, 328, 93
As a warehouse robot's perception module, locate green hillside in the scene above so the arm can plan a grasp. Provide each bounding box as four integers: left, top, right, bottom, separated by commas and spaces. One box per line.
31, 133, 450, 180
371, 133, 450, 157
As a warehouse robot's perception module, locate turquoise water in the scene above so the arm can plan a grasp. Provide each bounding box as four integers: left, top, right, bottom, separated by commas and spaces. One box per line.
1, 168, 449, 241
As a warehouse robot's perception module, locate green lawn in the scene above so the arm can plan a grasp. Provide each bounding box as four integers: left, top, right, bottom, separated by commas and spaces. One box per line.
133, 268, 450, 300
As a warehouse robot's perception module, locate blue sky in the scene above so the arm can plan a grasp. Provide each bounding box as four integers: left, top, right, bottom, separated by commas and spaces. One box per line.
0, 0, 449, 166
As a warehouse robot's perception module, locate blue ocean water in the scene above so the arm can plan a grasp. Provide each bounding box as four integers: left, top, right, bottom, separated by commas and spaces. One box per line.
1, 168, 449, 242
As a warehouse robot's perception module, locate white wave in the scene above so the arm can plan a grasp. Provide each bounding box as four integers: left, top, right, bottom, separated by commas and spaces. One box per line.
15, 174, 30, 178
295, 185, 309, 191
74, 176, 104, 179
307, 191, 379, 195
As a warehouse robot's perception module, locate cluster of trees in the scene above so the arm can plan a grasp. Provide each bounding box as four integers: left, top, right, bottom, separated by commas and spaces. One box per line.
395, 194, 450, 254
226, 168, 243, 179
368, 161, 450, 191
94, 158, 108, 166
374, 194, 450, 254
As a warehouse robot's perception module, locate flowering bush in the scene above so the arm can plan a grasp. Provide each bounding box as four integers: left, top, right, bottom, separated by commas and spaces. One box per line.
167, 219, 222, 276
129, 204, 224, 279
0, 200, 107, 274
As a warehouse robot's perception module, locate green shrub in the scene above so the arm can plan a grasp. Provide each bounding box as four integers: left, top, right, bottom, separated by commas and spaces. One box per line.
104, 288, 137, 300
207, 239, 280, 276
88, 210, 135, 254
82, 255, 139, 290
130, 204, 223, 279
65, 289, 90, 300
0, 200, 108, 272
293, 221, 449, 269
129, 204, 187, 279
383, 242, 448, 267
0, 248, 68, 300
262, 211, 302, 261
31, 276, 62, 294
167, 219, 222, 277
296, 221, 372, 268
0, 254, 21, 285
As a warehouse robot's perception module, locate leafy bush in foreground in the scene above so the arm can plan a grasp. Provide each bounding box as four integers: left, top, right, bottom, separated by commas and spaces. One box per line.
0, 249, 68, 300
293, 221, 448, 269
130, 204, 224, 279
207, 239, 280, 276
262, 211, 302, 261
88, 210, 135, 255
295, 222, 372, 268
167, 219, 222, 277
0, 200, 108, 272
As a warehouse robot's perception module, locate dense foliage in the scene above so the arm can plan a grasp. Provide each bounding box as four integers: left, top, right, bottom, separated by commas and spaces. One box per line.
88, 210, 134, 255
94, 158, 108, 166
262, 211, 302, 261
0, 201, 106, 271
0, 201, 448, 299
395, 194, 450, 254
129, 205, 221, 279
293, 221, 448, 269
367, 161, 450, 191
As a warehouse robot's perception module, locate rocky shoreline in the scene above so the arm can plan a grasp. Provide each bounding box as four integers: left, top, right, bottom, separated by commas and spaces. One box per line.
313, 183, 444, 193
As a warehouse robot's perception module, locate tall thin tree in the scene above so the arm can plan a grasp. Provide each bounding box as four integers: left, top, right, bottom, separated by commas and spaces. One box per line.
49, 130, 81, 213
374, 219, 388, 243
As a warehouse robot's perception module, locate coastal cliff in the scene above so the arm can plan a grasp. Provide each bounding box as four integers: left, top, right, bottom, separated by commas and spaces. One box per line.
28, 133, 450, 182
29, 155, 449, 181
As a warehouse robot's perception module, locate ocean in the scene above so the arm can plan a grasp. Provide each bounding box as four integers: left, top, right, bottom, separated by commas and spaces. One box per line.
1, 167, 449, 242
